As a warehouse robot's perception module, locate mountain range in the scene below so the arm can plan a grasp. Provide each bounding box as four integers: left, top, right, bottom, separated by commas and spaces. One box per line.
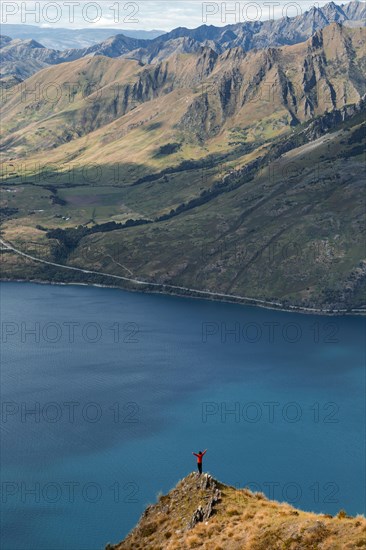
1, 1, 365, 86
0, 2, 365, 312
0, 24, 164, 50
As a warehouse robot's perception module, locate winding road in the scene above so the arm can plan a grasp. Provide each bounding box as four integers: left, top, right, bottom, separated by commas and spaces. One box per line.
0, 237, 354, 314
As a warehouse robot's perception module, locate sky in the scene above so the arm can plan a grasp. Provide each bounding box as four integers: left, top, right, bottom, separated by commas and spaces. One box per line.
0, 0, 361, 31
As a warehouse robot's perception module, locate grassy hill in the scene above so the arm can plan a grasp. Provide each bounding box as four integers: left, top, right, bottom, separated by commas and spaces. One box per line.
106, 473, 366, 549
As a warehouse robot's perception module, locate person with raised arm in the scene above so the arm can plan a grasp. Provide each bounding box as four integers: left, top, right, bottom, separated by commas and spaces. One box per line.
192, 449, 207, 474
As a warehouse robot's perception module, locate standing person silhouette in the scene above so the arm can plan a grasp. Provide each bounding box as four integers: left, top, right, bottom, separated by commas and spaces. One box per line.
192, 449, 207, 474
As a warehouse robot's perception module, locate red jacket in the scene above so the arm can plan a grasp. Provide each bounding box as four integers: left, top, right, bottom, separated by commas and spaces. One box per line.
193, 450, 207, 464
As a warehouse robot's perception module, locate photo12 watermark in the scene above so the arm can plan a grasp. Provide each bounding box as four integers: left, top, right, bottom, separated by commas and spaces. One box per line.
202, 2, 321, 24
1, 479, 140, 504
1, 1, 140, 25
1, 400, 141, 424
201, 321, 340, 344
0, 160, 128, 185
1, 79, 143, 108
1, 320, 140, 344
201, 401, 340, 423
233, 480, 340, 506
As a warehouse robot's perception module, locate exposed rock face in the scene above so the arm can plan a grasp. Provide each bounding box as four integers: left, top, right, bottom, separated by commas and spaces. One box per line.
303, 95, 366, 140
175, 24, 366, 140
188, 474, 222, 528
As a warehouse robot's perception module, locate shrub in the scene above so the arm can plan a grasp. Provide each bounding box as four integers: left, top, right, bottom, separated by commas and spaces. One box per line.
140, 522, 158, 537
155, 143, 181, 156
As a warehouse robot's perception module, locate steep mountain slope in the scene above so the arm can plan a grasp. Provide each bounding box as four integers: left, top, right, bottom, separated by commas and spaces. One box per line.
343, 0, 366, 18
1, 55, 146, 152
107, 474, 366, 549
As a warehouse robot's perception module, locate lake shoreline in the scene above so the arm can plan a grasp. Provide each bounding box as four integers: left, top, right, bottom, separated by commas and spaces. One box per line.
1, 276, 364, 317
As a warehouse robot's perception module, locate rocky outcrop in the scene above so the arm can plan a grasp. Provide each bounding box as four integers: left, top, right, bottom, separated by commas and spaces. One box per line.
188, 474, 222, 528
304, 95, 366, 140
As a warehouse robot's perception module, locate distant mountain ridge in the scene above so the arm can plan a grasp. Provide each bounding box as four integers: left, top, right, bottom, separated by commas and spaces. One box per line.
57, 1, 366, 64
123, 0, 366, 63
0, 24, 164, 50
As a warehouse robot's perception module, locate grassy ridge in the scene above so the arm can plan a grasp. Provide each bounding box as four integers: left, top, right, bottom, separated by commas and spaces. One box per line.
108, 473, 366, 549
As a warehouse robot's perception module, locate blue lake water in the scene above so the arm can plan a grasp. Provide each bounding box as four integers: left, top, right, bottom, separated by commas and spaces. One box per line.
0, 282, 365, 549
